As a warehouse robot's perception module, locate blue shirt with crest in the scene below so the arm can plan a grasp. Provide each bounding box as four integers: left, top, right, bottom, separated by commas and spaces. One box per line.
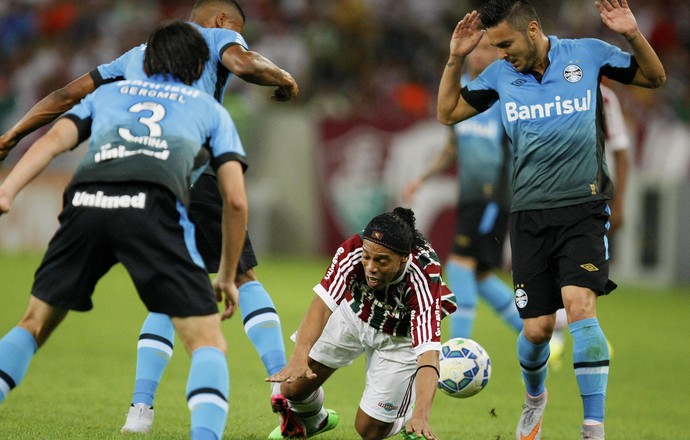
461, 36, 637, 211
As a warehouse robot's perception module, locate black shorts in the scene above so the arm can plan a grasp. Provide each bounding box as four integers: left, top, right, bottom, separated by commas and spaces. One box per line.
32, 182, 218, 317
189, 173, 258, 274
510, 200, 617, 319
452, 201, 509, 272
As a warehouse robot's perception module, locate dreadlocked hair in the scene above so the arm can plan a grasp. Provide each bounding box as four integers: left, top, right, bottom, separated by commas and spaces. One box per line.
363, 207, 427, 255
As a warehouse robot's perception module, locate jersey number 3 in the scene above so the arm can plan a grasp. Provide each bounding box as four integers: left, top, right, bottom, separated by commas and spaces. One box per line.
118, 102, 166, 139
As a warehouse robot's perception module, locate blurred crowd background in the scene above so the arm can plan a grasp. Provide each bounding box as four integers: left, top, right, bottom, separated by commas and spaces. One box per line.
1, 0, 689, 282
2, 0, 689, 148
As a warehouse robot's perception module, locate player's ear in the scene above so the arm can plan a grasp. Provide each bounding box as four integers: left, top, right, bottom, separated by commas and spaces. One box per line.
215, 12, 226, 28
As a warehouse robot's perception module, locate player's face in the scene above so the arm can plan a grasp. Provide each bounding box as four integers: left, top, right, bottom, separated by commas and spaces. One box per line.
361, 240, 408, 290
486, 21, 538, 73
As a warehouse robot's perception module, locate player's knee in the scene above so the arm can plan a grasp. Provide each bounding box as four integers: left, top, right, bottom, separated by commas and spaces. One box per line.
355, 422, 389, 440
522, 325, 552, 344
354, 411, 390, 440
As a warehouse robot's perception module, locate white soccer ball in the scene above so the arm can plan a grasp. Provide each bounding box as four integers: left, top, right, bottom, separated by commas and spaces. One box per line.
437, 337, 492, 398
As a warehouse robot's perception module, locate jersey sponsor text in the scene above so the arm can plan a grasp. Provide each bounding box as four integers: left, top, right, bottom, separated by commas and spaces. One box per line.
72, 190, 146, 209
505, 90, 591, 122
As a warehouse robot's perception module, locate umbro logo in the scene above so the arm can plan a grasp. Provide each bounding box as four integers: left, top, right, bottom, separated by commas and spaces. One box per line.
511, 79, 527, 86
580, 263, 599, 272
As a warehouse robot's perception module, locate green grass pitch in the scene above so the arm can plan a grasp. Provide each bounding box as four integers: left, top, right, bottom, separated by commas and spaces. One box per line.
0, 252, 689, 439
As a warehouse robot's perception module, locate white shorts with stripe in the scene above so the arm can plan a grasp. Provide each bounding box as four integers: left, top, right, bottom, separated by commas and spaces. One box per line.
310, 303, 417, 423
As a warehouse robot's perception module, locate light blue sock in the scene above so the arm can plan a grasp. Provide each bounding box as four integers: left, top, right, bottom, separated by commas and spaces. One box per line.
517, 330, 549, 397
570, 318, 609, 424
187, 346, 229, 440
0, 327, 37, 403
477, 274, 523, 333
239, 281, 286, 376
132, 312, 174, 407
445, 262, 478, 338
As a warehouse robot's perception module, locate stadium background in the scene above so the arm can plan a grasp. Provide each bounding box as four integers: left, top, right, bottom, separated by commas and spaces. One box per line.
1, 0, 689, 284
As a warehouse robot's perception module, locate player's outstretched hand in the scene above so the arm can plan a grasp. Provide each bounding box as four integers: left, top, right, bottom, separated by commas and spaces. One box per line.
449, 10, 485, 59
402, 416, 438, 440
266, 360, 317, 384
595, 0, 639, 40
213, 275, 239, 320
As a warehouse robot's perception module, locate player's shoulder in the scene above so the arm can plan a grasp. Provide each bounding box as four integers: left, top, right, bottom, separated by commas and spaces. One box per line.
191, 22, 247, 49
551, 35, 612, 54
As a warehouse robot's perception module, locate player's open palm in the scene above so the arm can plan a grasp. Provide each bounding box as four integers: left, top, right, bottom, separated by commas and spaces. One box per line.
403, 416, 438, 440
449, 11, 484, 58
595, 0, 638, 39
267, 358, 317, 383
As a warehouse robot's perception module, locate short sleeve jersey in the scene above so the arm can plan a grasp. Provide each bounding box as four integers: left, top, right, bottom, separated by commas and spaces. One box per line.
454, 75, 511, 207
314, 234, 457, 356
462, 36, 637, 211
93, 23, 248, 102
64, 75, 246, 206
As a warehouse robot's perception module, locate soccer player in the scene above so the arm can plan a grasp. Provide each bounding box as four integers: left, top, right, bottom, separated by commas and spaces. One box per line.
437, 1, 665, 439
0, 0, 298, 433
403, 36, 522, 340
266, 207, 457, 440
0, 21, 247, 440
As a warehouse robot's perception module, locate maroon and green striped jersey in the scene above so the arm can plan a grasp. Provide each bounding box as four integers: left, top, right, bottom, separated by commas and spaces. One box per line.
315, 234, 457, 354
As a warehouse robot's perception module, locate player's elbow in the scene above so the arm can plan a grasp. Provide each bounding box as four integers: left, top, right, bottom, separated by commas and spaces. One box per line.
436, 111, 457, 126
53, 87, 83, 110
648, 73, 666, 89
225, 194, 248, 218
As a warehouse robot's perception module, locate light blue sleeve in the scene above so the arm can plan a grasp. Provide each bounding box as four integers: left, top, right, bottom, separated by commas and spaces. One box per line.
95, 45, 146, 83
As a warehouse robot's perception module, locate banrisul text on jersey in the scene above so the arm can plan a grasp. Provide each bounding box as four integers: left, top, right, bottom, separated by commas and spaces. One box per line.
505, 89, 591, 122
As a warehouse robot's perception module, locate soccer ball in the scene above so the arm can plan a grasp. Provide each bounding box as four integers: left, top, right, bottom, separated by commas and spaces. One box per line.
437, 337, 491, 398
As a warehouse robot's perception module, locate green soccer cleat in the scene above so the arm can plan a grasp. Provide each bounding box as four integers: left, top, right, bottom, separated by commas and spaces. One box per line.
267, 408, 338, 439
307, 409, 338, 438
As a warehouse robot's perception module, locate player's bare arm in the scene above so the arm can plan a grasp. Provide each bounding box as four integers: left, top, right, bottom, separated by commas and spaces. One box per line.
0, 119, 78, 215
595, 0, 665, 88
266, 296, 332, 383
437, 11, 483, 125
402, 350, 441, 440
404, 130, 458, 203
215, 160, 248, 320
0, 74, 95, 160
221, 45, 299, 101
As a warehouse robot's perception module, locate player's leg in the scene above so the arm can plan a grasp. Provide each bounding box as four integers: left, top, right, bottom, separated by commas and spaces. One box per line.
121, 312, 175, 433
477, 270, 523, 333
548, 308, 568, 371
445, 254, 479, 338
173, 314, 229, 440
563, 286, 609, 437
353, 335, 416, 440
189, 175, 287, 395
474, 205, 522, 333
0, 296, 67, 403
557, 201, 615, 438
236, 266, 286, 381
269, 360, 337, 439
115, 186, 229, 439
269, 304, 364, 438
510, 208, 562, 440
